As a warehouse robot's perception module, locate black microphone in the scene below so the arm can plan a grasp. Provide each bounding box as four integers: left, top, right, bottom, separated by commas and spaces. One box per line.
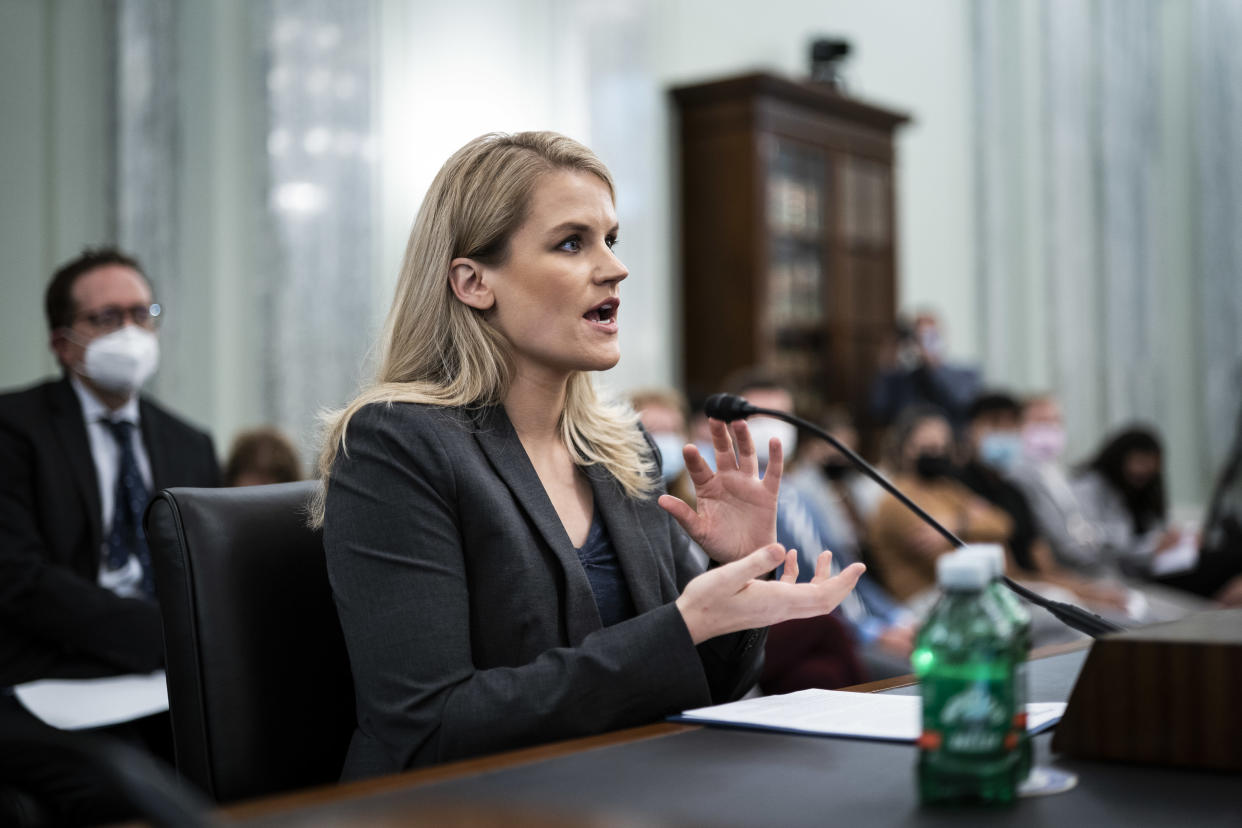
704, 393, 1125, 638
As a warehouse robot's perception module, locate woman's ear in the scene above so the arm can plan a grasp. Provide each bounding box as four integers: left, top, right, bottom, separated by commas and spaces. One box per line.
448, 258, 495, 311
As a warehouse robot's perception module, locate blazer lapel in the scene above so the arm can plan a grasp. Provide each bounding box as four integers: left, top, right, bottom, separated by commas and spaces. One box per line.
470, 405, 602, 643
47, 379, 104, 557
586, 467, 664, 614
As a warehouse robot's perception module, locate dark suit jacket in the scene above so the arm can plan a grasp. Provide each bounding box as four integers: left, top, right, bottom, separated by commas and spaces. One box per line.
324, 402, 764, 777
0, 377, 219, 686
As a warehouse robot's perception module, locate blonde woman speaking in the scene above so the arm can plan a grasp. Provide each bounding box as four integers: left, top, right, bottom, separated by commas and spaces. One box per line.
313, 132, 864, 778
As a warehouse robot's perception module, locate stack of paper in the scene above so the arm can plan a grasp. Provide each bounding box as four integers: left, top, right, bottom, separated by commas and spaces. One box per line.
13, 671, 169, 730
674, 689, 1065, 743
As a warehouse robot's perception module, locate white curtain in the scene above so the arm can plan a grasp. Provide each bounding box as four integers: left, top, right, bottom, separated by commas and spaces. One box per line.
971, 0, 1242, 506
115, 0, 184, 403
256, 0, 378, 457
114, 0, 377, 461
1192, 0, 1242, 470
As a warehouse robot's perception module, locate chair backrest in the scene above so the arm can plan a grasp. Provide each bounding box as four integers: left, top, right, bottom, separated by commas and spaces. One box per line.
144, 481, 354, 803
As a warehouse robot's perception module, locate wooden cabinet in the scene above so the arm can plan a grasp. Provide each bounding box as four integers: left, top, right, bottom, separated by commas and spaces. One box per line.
672, 72, 909, 423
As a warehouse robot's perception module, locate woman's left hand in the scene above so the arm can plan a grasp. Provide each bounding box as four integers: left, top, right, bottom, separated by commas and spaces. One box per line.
659, 418, 781, 564
676, 545, 866, 644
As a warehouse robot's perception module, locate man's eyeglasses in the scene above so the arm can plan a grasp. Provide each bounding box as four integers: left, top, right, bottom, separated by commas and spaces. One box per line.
74, 303, 162, 333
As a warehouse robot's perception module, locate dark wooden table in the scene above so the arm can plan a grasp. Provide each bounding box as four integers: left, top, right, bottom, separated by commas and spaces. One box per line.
221, 641, 1239, 826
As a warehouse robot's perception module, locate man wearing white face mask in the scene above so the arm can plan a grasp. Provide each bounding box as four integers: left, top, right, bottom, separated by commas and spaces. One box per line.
631, 388, 709, 571
0, 247, 219, 823
630, 389, 697, 504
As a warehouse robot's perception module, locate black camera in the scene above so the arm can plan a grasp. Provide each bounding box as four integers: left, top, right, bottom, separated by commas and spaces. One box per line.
810, 38, 851, 89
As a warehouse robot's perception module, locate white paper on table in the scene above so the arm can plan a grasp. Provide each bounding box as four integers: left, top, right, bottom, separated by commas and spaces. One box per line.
13, 671, 169, 730
1149, 533, 1200, 577
674, 689, 1066, 742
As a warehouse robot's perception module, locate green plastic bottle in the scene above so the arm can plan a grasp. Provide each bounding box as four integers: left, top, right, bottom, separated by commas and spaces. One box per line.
914, 553, 1021, 806
963, 544, 1033, 782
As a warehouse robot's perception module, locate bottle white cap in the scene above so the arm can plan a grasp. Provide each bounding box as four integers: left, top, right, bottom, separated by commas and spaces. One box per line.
958, 544, 1005, 579
936, 552, 989, 590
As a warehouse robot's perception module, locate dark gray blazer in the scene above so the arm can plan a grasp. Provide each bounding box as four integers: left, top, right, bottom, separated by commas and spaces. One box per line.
324, 401, 764, 778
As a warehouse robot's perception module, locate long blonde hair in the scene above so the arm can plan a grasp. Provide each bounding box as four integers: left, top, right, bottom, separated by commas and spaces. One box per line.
309, 131, 654, 526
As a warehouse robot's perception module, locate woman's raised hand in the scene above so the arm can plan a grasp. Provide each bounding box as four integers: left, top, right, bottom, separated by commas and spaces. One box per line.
675, 543, 866, 644
658, 418, 781, 564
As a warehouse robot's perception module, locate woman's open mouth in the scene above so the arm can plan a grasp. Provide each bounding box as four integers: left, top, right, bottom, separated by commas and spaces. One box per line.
584, 298, 619, 331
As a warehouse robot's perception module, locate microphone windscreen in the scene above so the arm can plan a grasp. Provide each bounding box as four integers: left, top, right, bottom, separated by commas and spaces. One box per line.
704, 393, 755, 422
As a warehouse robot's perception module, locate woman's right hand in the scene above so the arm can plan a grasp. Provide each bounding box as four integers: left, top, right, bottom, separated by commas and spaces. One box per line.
675, 544, 866, 645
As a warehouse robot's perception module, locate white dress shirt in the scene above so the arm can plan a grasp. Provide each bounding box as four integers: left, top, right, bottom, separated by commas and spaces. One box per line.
69, 376, 154, 597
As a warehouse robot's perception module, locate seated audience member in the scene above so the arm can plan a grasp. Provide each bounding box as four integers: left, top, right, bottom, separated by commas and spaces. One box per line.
955, 392, 1036, 570
1164, 402, 1242, 601
867, 406, 1011, 606
786, 407, 916, 670
789, 408, 871, 558
868, 311, 981, 429
629, 388, 695, 508
956, 393, 1127, 611
733, 374, 906, 683
758, 613, 866, 694
1009, 394, 1112, 575
1012, 397, 1208, 623
225, 426, 304, 486
316, 132, 864, 776
1072, 426, 1181, 576
631, 388, 708, 570
686, 391, 717, 472
799, 407, 886, 528
0, 247, 219, 825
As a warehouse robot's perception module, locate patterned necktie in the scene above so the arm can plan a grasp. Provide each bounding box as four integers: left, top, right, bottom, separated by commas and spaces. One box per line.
103, 419, 155, 600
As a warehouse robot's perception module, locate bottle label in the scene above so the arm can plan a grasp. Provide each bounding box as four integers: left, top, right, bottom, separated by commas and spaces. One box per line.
923, 678, 1015, 755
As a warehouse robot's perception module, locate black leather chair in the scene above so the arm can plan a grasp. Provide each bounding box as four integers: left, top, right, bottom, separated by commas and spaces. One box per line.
144, 481, 355, 803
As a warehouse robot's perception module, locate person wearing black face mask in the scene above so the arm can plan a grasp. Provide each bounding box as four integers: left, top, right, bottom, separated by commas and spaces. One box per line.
821, 460, 852, 482
866, 406, 1012, 606
791, 408, 884, 550
914, 452, 955, 480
